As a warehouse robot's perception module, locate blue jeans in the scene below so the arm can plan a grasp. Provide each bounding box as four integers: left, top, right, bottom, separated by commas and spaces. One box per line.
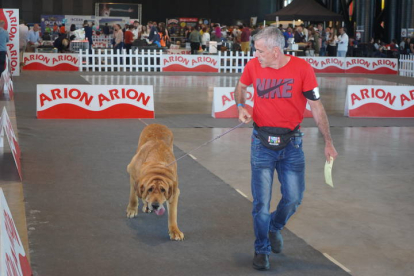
251, 129, 305, 254
337, 51, 347, 57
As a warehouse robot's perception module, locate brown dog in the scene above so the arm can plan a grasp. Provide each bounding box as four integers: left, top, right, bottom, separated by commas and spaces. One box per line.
126, 124, 184, 241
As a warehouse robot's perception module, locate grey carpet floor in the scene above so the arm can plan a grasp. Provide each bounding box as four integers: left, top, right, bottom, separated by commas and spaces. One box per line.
14, 71, 351, 275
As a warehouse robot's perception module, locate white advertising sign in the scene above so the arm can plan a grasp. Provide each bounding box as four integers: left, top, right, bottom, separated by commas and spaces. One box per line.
37, 85, 155, 119
23, 53, 80, 71
345, 85, 414, 117
1, 9, 20, 76
212, 87, 254, 118
301, 57, 345, 73
163, 55, 219, 72
0, 107, 22, 179
300, 57, 398, 75
0, 188, 32, 276
345, 58, 398, 74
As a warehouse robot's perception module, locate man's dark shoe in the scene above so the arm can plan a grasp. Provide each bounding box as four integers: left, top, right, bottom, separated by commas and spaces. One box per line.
253, 253, 270, 270
269, 230, 283, 253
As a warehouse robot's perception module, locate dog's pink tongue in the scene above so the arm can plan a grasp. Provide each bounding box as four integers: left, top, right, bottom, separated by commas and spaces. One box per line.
154, 205, 165, 216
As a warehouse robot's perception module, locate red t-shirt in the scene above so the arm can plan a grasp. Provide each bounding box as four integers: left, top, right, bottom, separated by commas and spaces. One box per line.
240, 56, 318, 130
124, 30, 134, 44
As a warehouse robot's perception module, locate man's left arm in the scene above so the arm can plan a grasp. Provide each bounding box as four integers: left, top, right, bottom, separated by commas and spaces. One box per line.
308, 99, 338, 162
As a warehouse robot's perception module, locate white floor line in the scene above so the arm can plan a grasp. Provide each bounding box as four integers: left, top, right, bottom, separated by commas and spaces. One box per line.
189, 154, 197, 160
323, 253, 351, 273
236, 189, 248, 198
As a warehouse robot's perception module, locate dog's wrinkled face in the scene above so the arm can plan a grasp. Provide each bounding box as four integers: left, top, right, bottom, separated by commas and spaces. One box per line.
140, 179, 171, 215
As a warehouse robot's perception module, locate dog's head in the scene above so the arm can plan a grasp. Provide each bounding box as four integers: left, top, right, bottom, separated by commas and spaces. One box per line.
137, 175, 175, 216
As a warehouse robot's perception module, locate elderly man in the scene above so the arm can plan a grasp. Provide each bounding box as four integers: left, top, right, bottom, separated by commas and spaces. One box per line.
27, 24, 41, 52
0, 20, 9, 74
235, 27, 338, 270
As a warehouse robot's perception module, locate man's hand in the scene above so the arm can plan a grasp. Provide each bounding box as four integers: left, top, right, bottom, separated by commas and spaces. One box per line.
238, 106, 252, 123
325, 142, 338, 163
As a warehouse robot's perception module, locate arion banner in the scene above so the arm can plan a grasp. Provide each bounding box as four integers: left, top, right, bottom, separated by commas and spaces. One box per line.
345, 85, 414, 117
301, 57, 398, 75
0, 189, 32, 276
212, 87, 254, 118
23, 53, 80, 71
0, 9, 20, 76
0, 107, 22, 179
37, 85, 155, 119
163, 55, 219, 72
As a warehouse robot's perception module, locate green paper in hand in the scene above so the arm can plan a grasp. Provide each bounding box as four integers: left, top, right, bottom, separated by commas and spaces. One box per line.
324, 156, 334, 187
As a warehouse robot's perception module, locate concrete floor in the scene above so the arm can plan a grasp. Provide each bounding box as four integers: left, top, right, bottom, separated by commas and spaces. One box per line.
2, 72, 414, 275
82, 73, 414, 276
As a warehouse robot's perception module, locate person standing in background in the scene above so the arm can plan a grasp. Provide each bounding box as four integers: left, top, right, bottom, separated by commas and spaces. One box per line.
19, 20, 29, 67
148, 21, 161, 47
124, 25, 134, 64
60, 24, 66, 35
52, 22, 59, 35
27, 24, 41, 52
327, 27, 338, 56
241, 24, 251, 54
103, 23, 110, 35
0, 20, 9, 74
189, 27, 202, 54
113, 24, 124, 52
83, 20, 93, 52
201, 26, 210, 51
337, 27, 349, 57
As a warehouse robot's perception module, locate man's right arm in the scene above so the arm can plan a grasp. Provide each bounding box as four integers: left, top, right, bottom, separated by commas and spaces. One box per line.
235, 80, 252, 123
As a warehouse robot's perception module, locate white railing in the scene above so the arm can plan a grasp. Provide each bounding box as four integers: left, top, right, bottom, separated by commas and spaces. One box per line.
218, 51, 255, 73
399, 55, 414, 77
79, 49, 256, 73
79, 49, 164, 72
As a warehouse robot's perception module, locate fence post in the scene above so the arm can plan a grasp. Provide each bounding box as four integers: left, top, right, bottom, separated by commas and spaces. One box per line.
218, 51, 221, 73
160, 49, 163, 72
79, 50, 83, 72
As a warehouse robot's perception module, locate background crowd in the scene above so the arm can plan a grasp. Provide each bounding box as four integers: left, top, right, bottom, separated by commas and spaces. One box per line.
5, 17, 414, 68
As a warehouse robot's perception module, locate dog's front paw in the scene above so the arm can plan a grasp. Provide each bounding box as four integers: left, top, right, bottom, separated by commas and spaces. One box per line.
169, 226, 184, 241
126, 206, 138, 218
143, 206, 151, 213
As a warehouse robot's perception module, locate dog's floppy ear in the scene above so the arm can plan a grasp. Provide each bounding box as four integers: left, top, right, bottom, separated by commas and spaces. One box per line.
136, 182, 145, 198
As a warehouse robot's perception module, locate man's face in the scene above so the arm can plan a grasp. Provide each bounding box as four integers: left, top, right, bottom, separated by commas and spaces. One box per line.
254, 39, 277, 68
339, 28, 344, 35
33, 24, 39, 31
325, 28, 330, 33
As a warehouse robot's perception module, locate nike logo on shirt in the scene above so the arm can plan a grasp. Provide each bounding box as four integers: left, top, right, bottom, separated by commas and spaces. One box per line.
256, 79, 294, 99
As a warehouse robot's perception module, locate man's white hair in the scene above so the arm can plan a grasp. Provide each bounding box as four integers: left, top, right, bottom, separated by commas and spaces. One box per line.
253, 26, 285, 50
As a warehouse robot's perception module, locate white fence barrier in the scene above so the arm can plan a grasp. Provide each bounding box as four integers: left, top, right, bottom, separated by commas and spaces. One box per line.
78, 49, 409, 76
399, 55, 414, 77
79, 49, 164, 72
79, 49, 256, 73
218, 51, 255, 73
